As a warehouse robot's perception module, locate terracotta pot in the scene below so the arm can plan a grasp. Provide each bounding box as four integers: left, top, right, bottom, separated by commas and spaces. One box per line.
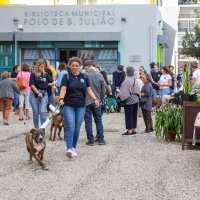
164, 130, 176, 142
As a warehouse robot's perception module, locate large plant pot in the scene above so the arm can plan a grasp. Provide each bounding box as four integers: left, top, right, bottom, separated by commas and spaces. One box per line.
164, 130, 176, 142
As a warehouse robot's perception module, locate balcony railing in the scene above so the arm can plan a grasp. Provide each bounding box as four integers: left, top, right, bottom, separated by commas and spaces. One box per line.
179, 14, 196, 18
179, 0, 200, 4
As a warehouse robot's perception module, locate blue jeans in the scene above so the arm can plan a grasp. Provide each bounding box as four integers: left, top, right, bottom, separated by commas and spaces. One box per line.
13, 91, 19, 109
29, 90, 48, 128
152, 88, 161, 99
49, 91, 55, 106
100, 104, 106, 117
160, 88, 170, 100
63, 106, 86, 149
84, 103, 104, 142
170, 88, 174, 95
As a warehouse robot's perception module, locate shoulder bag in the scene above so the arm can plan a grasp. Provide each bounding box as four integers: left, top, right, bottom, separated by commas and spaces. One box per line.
16, 71, 26, 90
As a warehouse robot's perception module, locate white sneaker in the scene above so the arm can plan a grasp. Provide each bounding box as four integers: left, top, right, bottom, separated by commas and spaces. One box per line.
66, 149, 73, 159
72, 148, 77, 157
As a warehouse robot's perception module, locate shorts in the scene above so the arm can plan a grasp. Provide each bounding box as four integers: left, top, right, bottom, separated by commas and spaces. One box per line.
19, 91, 30, 109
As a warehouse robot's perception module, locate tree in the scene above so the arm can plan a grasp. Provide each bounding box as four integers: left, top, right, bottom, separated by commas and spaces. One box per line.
181, 10, 200, 59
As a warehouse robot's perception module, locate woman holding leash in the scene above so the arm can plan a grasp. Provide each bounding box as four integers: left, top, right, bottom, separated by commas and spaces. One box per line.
59, 57, 99, 159
29, 59, 54, 128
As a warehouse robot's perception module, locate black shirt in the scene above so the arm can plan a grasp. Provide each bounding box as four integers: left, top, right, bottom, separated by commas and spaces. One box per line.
61, 72, 90, 107
112, 71, 126, 88
11, 72, 18, 79
29, 73, 53, 90
151, 71, 162, 89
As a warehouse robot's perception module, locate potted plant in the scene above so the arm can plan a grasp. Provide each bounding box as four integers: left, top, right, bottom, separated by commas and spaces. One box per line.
182, 63, 192, 102
154, 104, 183, 141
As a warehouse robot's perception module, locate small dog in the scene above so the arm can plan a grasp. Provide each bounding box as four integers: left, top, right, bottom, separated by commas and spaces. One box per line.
49, 114, 66, 141
25, 128, 48, 170
152, 98, 162, 109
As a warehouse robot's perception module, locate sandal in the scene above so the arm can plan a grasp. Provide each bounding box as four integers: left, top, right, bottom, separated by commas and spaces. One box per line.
19, 118, 23, 121
26, 116, 31, 120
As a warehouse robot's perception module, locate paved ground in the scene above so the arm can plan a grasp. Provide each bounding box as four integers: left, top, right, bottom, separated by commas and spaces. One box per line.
0, 110, 200, 200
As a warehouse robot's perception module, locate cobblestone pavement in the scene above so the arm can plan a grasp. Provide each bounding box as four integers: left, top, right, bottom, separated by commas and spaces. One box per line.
0, 110, 200, 200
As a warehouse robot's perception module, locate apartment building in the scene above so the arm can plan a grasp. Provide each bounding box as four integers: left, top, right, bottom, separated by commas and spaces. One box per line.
178, 0, 200, 69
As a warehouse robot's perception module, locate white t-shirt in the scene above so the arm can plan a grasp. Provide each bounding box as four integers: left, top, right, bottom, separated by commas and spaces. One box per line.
159, 74, 171, 89
192, 69, 200, 86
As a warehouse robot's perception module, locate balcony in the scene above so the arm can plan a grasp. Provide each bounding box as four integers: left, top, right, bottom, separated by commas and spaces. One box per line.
178, 0, 200, 4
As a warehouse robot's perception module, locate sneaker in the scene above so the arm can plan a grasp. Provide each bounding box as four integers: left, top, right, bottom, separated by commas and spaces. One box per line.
66, 149, 73, 159
72, 148, 77, 157
86, 141, 95, 146
144, 129, 154, 133
122, 131, 131, 136
94, 138, 99, 143
3, 121, 9, 125
99, 140, 106, 145
129, 131, 137, 135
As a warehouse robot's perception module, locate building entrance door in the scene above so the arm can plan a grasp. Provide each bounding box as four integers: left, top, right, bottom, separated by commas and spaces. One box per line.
59, 49, 77, 63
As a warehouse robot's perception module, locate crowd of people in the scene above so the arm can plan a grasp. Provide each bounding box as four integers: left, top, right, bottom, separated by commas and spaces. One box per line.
1, 58, 199, 159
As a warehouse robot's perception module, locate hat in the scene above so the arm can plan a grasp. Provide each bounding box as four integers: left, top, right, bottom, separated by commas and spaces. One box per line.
83, 60, 94, 68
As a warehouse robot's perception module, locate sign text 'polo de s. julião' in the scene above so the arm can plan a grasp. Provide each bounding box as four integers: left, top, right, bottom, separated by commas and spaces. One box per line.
23, 10, 116, 26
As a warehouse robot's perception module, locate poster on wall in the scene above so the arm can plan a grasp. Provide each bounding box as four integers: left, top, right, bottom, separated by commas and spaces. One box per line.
97, 60, 118, 75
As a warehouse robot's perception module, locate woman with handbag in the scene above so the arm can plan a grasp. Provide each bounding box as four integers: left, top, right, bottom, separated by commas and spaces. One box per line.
29, 59, 54, 128
0, 72, 20, 125
140, 73, 154, 133
16, 63, 31, 120
117, 66, 141, 135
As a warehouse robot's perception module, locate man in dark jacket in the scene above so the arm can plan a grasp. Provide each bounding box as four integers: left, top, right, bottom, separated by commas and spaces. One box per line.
112, 65, 126, 112
84, 60, 106, 146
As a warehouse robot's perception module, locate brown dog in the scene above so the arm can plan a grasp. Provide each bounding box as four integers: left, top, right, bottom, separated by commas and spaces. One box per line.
25, 128, 48, 170
54, 96, 60, 106
152, 98, 162, 110
49, 114, 66, 141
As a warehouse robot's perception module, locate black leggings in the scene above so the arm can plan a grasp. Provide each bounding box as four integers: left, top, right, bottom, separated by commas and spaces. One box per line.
142, 108, 153, 131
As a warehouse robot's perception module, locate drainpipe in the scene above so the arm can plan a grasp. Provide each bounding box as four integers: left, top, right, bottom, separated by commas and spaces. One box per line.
14, 31, 17, 65
149, 25, 153, 63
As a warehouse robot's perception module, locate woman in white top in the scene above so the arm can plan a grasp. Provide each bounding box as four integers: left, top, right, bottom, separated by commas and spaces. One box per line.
158, 66, 172, 100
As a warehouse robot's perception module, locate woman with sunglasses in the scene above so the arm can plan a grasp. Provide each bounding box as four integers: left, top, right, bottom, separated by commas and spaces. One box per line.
29, 59, 54, 128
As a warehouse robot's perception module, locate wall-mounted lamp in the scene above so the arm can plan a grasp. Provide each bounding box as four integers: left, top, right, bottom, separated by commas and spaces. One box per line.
158, 20, 162, 24
13, 18, 23, 31
121, 18, 127, 22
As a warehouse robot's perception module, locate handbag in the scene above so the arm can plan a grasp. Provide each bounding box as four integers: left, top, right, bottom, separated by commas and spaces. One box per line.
116, 97, 127, 107
16, 71, 26, 90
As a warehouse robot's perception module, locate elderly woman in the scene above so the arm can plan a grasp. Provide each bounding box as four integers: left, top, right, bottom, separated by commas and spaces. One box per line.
29, 59, 54, 128
140, 73, 154, 133
0, 71, 19, 125
118, 66, 141, 135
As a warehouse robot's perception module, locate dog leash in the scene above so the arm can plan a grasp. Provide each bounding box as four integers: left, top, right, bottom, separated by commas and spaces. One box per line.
40, 104, 62, 129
